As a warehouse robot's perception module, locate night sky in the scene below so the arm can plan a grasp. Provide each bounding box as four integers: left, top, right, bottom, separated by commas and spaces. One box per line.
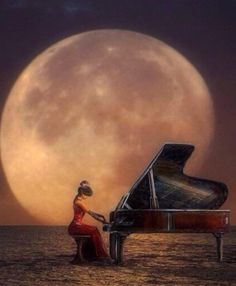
0, 0, 235, 224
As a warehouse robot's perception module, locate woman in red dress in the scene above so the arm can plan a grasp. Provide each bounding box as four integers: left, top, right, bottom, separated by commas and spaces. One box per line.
68, 180, 108, 258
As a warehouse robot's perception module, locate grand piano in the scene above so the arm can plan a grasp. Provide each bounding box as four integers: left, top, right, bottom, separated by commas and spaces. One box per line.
103, 143, 230, 264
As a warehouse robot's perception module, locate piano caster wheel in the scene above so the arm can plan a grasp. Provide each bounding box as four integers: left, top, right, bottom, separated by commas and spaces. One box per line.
109, 232, 126, 265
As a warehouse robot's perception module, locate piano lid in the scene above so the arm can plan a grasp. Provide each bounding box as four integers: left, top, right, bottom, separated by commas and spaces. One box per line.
117, 143, 228, 210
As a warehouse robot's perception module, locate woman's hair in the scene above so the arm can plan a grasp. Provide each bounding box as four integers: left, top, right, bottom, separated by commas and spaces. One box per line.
80, 180, 89, 186
77, 180, 93, 197
77, 187, 83, 196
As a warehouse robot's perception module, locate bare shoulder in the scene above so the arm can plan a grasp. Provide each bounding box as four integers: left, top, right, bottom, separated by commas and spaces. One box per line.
74, 196, 82, 205
74, 197, 88, 212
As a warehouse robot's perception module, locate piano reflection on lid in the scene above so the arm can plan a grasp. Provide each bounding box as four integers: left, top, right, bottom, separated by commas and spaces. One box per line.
103, 143, 230, 264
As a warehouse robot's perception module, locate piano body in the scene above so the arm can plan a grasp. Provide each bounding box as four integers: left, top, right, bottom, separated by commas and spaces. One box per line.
103, 143, 230, 264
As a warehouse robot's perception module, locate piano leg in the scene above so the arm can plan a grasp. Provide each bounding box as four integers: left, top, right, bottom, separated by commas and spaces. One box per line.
213, 233, 224, 262
109, 232, 127, 265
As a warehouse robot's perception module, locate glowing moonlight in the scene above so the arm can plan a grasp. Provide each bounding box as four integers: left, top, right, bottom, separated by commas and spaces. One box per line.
1, 30, 214, 224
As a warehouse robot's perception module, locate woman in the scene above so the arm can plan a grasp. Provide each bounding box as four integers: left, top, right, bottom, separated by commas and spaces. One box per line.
68, 180, 109, 258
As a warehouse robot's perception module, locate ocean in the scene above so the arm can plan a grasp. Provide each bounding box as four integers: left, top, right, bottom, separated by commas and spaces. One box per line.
0, 226, 235, 286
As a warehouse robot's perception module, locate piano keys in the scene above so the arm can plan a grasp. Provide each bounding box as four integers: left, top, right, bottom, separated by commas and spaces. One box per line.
103, 143, 230, 264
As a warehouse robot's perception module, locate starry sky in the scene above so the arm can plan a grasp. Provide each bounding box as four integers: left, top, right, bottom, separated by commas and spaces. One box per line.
0, 0, 235, 224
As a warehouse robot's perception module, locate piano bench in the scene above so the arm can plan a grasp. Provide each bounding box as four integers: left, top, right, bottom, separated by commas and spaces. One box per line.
71, 235, 96, 264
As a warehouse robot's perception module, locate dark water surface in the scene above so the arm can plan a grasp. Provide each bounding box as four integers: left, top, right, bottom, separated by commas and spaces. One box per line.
0, 226, 235, 286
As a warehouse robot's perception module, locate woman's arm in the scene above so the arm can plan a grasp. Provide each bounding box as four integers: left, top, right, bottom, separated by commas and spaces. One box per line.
87, 210, 108, 224
74, 199, 107, 224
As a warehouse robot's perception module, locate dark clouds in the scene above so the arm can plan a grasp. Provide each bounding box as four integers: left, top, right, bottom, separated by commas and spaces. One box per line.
1, 0, 93, 13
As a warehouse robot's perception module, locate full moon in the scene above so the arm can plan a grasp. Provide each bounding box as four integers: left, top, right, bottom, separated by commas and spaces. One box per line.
1, 30, 214, 224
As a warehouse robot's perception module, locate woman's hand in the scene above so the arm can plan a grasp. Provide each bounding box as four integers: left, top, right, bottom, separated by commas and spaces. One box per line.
94, 213, 108, 223
101, 216, 108, 224
98, 215, 108, 224
88, 210, 108, 224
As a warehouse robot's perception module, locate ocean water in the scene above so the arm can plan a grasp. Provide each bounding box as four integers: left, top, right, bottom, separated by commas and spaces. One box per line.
0, 226, 235, 286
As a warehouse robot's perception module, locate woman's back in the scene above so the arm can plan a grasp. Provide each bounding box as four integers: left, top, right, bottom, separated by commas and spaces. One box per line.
73, 202, 85, 224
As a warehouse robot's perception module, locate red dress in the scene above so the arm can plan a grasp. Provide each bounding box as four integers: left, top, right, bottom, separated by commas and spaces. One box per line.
68, 202, 108, 258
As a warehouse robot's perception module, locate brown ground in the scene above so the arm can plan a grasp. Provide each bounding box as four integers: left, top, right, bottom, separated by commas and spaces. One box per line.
0, 227, 235, 286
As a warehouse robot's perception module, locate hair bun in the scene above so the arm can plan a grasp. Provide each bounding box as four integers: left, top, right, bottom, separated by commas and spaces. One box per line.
80, 180, 89, 186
